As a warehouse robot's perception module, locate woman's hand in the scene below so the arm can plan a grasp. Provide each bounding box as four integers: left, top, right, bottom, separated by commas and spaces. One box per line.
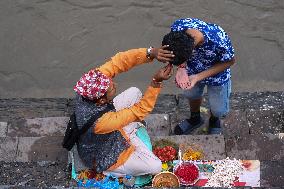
151, 45, 175, 64
151, 64, 173, 88
153, 63, 173, 81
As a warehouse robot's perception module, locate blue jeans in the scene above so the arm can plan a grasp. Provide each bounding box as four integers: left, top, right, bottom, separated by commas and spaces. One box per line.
183, 79, 231, 118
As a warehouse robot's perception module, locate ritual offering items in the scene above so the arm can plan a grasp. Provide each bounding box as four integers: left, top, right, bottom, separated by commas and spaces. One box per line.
152, 172, 180, 188
205, 158, 244, 188
153, 145, 177, 162
180, 144, 204, 160
174, 162, 199, 186
153, 139, 178, 162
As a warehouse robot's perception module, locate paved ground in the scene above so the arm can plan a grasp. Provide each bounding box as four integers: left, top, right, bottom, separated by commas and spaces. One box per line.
0, 91, 283, 187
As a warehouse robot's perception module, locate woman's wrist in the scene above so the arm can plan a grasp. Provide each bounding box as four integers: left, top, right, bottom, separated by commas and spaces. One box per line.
150, 78, 162, 88
146, 46, 156, 60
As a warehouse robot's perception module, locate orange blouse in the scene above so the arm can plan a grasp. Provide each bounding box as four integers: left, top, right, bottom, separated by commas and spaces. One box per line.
94, 48, 161, 170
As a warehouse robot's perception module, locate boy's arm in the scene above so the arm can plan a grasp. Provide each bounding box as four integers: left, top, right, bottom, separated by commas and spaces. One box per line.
194, 34, 235, 82
196, 57, 235, 81
98, 48, 153, 78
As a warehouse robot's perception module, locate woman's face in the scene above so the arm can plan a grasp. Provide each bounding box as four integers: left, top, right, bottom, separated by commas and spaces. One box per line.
106, 80, 117, 102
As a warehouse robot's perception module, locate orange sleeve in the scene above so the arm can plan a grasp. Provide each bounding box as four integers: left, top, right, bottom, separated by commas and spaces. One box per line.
94, 86, 161, 134
97, 48, 153, 78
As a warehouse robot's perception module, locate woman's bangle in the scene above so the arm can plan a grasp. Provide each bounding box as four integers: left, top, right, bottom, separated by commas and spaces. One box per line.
151, 78, 162, 88
152, 78, 162, 84
146, 46, 154, 59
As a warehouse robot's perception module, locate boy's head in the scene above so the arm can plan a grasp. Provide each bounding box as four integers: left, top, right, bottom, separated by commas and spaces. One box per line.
162, 31, 194, 66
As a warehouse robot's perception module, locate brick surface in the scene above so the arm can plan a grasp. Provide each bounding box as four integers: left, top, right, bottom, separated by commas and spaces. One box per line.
8, 117, 69, 137
16, 137, 67, 162
225, 134, 284, 160
152, 135, 226, 160
0, 137, 18, 161
0, 122, 7, 137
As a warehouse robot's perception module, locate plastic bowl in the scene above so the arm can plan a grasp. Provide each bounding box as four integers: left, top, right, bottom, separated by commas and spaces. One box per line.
173, 162, 199, 186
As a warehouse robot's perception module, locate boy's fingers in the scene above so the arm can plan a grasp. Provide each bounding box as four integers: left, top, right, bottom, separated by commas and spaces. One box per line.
161, 45, 170, 49
159, 49, 173, 55
160, 57, 172, 62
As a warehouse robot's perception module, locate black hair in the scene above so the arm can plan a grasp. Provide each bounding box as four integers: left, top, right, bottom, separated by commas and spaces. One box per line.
162, 31, 194, 66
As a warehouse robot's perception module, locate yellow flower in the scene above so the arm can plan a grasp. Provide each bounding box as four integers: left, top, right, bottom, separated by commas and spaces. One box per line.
162, 162, 169, 170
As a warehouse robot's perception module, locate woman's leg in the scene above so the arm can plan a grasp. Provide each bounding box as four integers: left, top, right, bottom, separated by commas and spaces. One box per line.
104, 134, 161, 177
104, 87, 161, 177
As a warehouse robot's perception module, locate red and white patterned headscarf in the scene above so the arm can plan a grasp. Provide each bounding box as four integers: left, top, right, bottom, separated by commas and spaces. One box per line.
74, 69, 111, 100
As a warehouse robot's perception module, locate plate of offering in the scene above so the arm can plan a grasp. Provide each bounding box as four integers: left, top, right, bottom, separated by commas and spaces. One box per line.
174, 162, 199, 186
152, 171, 180, 188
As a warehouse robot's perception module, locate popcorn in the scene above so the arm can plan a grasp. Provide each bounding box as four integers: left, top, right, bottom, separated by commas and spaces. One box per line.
205, 157, 244, 188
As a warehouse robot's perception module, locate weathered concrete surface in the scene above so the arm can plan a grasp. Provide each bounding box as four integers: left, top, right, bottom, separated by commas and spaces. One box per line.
0, 161, 70, 187
7, 117, 69, 137
247, 109, 284, 134
222, 110, 250, 137
225, 134, 284, 161
0, 137, 18, 161
0, 137, 67, 162
0, 98, 72, 121
1, 0, 284, 98
17, 137, 67, 162
261, 160, 284, 187
145, 114, 170, 136
0, 122, 7, 137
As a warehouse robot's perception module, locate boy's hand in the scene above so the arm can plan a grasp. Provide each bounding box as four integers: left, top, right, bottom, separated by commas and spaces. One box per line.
175, 67, 191, 89
187, 74, 200, 89
151, 45, 175, 64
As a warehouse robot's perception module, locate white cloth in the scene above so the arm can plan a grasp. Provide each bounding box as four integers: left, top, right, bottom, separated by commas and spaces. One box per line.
103, 87, 162, 177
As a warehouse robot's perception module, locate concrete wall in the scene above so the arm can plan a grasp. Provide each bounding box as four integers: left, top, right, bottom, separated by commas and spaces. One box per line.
0, 0, 283, 98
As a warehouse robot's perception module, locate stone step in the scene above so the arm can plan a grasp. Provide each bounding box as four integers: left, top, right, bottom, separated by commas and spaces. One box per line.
0, 114, 171, 138
0, 160, 283, 188
71, 135, 226, 172
1, 109, 283, 140
225, 133, 284, 161
1, 92, 283, 121
0, 137, 67, 162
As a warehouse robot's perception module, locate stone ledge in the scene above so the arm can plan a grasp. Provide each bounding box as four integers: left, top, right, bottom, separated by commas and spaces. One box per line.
261, 160, 284, 187
7, 117, 69, 137
225, 133, 284, 161
0, 137, 67, 162
5, 114, 171, 137
0, 137, 18, 161
145, 113, 170, 136
1, 91, 283, 121
0, 122, 7, 137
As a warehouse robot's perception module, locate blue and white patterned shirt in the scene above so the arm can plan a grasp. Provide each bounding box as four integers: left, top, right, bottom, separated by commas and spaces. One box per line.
171, 18, 235, 86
